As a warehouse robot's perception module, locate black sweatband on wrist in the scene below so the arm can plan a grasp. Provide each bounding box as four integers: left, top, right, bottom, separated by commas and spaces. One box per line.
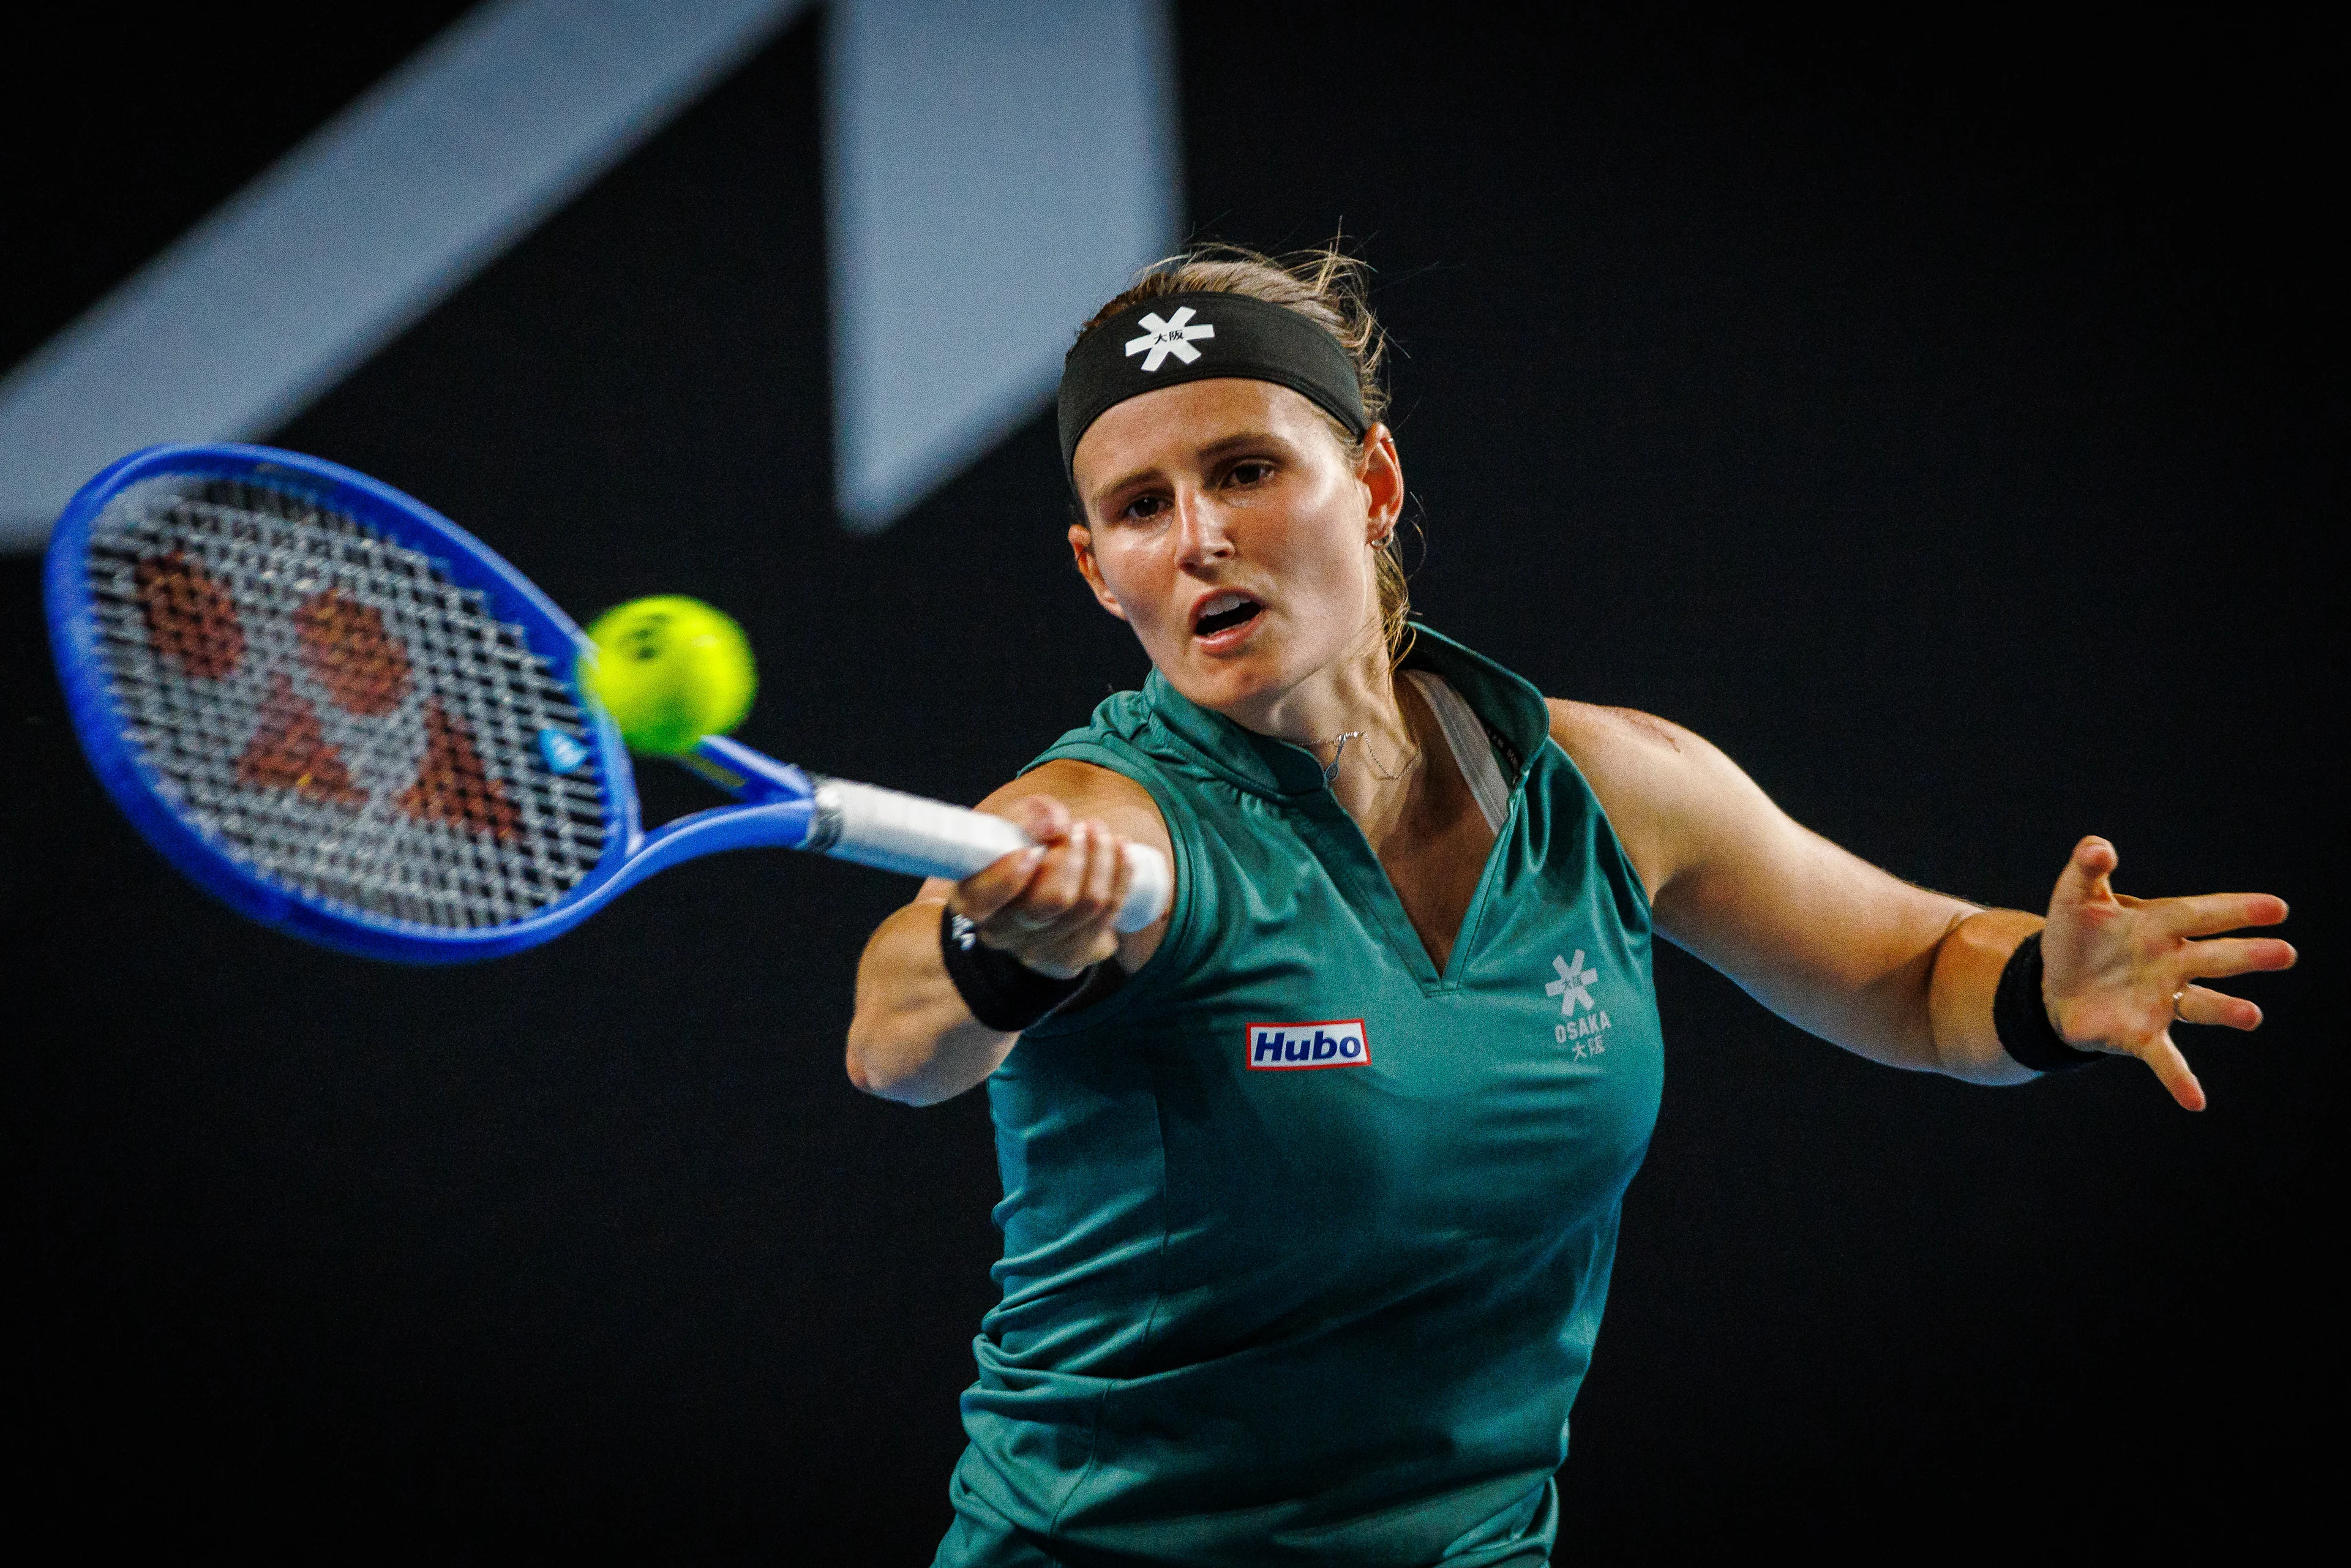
1056, 291, 1370, 487
1992, 930, 2105, 1073
940, 905, 1089, 1032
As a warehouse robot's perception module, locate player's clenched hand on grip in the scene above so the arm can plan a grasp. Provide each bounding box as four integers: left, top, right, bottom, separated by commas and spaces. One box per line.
950, 795, 1137, 980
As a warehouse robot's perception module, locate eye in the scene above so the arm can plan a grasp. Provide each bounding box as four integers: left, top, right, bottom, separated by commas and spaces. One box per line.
1225, 459, 1275, 488
1118, 492, 1170, 523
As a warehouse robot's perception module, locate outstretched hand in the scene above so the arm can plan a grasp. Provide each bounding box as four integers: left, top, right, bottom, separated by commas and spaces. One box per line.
2040, 836, 2295, 1111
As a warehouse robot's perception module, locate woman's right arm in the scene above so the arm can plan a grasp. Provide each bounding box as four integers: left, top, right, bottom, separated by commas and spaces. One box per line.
845, 761, 1173, 1106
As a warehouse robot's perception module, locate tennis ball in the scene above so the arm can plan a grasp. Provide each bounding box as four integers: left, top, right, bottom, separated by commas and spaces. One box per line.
582, 596, 756, 756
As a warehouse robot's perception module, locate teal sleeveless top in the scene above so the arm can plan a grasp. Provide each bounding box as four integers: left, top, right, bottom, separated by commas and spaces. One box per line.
937, 628, 1663, 1567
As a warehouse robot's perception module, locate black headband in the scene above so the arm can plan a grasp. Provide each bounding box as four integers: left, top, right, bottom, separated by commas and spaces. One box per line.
1056, 291, 1370, 488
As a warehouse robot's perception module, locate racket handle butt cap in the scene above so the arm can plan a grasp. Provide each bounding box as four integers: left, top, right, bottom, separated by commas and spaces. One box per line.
1113, 841, 1171, 933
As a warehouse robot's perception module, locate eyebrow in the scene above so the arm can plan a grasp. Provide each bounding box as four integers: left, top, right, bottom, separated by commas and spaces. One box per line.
1087, 429, 1286, 512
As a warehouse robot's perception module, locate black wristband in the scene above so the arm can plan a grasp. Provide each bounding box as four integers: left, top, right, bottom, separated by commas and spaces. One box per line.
1992, 931, 2105, 1073
939, 904, 1089, 1032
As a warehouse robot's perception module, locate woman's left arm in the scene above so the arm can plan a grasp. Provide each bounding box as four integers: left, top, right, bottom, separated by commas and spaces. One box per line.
1548, 702, 2297, 1109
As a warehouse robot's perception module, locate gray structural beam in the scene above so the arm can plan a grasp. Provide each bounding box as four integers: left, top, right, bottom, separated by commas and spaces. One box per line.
0, 0, 1179, 551
824, 0, 1179, 531
0, 0, 809, 549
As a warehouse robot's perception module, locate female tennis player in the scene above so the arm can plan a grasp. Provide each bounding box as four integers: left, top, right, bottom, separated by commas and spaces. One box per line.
846, 247, 2296, 1567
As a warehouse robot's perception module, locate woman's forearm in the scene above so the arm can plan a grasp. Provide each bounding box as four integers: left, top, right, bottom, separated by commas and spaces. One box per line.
846, 897, 1018, 1106
1924, 908, 2042, 1084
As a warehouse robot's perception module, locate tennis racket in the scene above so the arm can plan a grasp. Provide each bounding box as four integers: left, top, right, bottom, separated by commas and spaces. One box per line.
43, 443, 1170, 962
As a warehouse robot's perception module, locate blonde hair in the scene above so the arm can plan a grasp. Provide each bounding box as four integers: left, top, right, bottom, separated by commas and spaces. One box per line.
1078, 242, 1414, 664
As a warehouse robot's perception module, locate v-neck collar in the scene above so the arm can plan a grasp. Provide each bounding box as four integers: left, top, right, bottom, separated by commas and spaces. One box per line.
1139, 624, 1549, 801
1139, 625, 1551, 988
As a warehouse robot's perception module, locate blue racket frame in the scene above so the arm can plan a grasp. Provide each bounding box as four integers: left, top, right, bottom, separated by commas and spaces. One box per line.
46, 443, 820, 962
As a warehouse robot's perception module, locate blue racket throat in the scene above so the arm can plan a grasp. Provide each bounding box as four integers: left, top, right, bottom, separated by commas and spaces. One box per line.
620, 735, 822, 895
42, 443, 829, 962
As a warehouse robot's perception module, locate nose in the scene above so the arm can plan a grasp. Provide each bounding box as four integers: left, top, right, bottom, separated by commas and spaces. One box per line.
1171, 487, 1233, 573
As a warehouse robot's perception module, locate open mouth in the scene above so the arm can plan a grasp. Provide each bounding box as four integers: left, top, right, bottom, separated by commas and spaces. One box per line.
1193, 591, 1264, 639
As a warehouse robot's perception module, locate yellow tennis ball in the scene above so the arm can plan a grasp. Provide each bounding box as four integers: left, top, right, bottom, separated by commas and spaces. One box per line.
581, 596, 756, 756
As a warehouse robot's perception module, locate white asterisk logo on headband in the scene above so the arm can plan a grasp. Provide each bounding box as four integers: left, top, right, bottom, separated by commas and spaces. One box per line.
1125, 307, 1215, 371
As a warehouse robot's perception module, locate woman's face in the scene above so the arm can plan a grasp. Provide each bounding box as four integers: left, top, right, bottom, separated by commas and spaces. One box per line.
1068, 378, 1403, 722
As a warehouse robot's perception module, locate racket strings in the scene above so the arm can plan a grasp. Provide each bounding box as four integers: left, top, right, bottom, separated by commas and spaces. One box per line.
86, 476, 609, 931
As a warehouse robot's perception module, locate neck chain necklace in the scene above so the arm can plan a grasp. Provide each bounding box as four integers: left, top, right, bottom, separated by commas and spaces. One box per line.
1317, 727, 1422, 786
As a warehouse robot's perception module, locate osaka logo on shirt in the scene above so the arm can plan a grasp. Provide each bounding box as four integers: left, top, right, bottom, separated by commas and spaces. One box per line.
1245, 1018, 1370, 1070
1548, 950, 1613, 1058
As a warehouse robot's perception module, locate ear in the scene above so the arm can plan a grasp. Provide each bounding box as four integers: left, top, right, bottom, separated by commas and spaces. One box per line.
1356, 422, 1404, 544
1068, 523, 1129, 621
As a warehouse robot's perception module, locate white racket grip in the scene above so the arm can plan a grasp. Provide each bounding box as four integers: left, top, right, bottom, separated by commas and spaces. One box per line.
806, 778, 1171, 933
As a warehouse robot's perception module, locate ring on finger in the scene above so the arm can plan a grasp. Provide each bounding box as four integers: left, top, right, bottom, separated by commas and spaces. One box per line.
2172, 988, 2188, 1019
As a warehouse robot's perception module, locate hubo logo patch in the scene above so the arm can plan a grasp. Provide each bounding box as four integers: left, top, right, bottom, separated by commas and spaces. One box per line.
1125, 307, 1215, 370
1246, 1018, 1370, 1071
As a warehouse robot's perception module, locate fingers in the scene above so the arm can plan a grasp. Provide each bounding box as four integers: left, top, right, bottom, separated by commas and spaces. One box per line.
1089, 817, 1135, 918
2155, 891, 2290, 938
1000, 793, 1073, 844
2137, 1030, 2208, 1112
2050, 836, 2119, 911
1065, 821, 1133, 934
2038, 835, 2287, 1115
969, 817, 1131, 974
949, 843, 1046, 924
2175, 983, 2263, 1032
950, 796, 1071, 923
2179, 936, 2299, 981
1020, 820, 1100, 929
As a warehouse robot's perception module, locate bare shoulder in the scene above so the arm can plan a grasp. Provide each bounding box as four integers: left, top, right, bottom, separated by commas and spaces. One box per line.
1545, 700, 1730, 805
1542, 700, 1750, 900
1545, 699, 1700, 763
977, 759, 1171, 857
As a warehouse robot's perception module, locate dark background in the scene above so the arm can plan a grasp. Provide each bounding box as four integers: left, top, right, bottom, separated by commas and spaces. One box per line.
3, 4, 2337, 1556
